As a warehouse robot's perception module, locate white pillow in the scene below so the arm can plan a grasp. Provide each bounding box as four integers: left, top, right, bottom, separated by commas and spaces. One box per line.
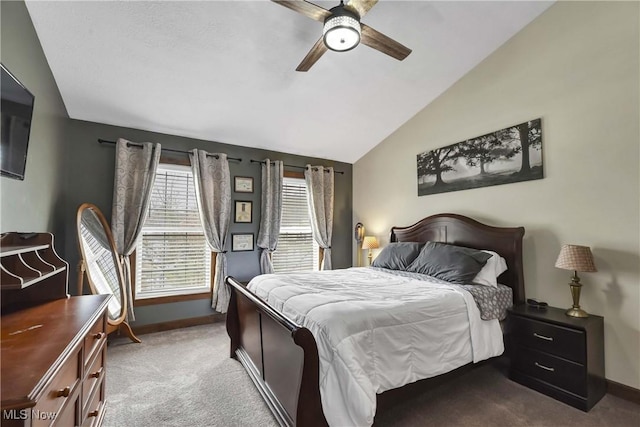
472, 250, 508, 288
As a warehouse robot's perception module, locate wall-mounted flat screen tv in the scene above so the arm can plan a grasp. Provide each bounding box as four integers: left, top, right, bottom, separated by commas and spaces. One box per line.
1, 63, 35, 180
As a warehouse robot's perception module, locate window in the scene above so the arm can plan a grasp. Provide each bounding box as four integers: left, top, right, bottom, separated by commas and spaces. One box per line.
135, 163, 212, 299
272, 176, 319, 273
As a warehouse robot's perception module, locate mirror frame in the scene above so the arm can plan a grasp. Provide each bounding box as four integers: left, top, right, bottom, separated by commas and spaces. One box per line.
76, 202, 128, 327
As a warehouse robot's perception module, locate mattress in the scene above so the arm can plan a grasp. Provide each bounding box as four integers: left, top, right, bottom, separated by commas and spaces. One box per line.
247, 267, 505, 427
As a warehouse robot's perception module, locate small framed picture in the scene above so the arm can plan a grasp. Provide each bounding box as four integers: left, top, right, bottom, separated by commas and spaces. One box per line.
232, 233, 254, 252
234, 176, 254, 193
234, 201, 252, 223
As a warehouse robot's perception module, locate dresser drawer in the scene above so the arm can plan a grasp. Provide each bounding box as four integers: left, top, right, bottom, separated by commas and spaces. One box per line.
81, 379, 104, 427
32, 348, 81, 426
82, 344, 105, 409
84, 316, 106, 366
513, 346, 587, 397
511, 316, 585, 363
50, 395, 78, 427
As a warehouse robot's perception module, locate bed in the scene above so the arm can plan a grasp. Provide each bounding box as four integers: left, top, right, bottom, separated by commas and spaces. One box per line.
225, 213, 525, 426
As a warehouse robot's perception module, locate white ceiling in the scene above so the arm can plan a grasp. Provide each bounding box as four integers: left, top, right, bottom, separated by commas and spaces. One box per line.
25, 1, 553, 164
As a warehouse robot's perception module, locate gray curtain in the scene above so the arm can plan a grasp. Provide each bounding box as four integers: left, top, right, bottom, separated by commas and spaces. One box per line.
256, 159, 283, 274
190, 149, 232, 313
304, 165, 334, 270
111, 138, 161, 321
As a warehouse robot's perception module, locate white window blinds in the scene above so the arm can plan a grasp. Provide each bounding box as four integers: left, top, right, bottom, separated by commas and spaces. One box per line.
136, 164, 211, 298
272, 177, 319, 273
79, 222, 122, 317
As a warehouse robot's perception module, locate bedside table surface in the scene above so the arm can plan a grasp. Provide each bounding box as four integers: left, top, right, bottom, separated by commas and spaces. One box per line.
508, 304, 603, 329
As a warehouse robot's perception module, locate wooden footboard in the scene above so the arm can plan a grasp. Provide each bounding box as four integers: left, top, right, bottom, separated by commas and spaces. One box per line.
225, 276, 328, 427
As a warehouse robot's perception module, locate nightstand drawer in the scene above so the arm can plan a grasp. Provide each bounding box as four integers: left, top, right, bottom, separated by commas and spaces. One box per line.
513, 346, 587, 397
511, 316, 585, 363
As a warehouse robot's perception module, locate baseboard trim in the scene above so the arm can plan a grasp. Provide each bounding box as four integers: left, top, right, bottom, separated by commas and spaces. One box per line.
132, 314, 225, 335
607, 379, 640, 405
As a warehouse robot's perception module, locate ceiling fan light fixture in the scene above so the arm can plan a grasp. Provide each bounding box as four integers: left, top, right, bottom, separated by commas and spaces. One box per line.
323, 7, 361, 52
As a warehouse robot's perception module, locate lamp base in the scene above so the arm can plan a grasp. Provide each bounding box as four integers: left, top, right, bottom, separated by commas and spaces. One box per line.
566, 307, 589, 318
566, 274, 589, 318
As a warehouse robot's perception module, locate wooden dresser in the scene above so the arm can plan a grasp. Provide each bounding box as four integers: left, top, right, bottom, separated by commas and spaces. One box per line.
1, 232, 110, 426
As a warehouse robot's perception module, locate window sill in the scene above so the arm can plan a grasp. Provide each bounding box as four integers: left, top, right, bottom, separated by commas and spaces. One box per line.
133, 291, 211, 306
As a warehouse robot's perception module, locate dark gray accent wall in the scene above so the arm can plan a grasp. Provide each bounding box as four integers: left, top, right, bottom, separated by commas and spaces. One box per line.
63, 119, 353, 326
0, 1, 68, 236
2, 0, 354, 327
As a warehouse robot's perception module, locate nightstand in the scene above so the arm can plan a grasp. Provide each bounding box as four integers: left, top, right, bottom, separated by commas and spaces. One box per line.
507, 304, 606, 411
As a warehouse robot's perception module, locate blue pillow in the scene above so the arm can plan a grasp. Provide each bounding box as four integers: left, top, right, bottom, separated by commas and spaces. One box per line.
405, 241, 492, 284
371, 242, 424, 270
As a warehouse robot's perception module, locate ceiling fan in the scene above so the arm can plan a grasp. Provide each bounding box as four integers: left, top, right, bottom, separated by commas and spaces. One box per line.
272, 0, 412, 71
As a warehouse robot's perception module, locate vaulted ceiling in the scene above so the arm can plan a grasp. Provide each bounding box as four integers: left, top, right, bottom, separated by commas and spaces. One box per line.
25, 1, 553, 163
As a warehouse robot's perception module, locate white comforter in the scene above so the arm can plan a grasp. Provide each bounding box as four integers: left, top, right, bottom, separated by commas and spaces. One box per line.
247, 267, 504, 427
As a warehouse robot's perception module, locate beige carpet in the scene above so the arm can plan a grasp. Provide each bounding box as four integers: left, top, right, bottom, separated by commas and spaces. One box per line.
105, 323, 277, 427
105, 323, 639, 427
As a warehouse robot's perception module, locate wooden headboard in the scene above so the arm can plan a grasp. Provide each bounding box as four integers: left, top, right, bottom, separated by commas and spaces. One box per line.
390, 213, 525, 304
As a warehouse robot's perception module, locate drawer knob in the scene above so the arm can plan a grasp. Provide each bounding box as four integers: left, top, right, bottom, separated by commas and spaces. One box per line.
93, 332, 104, 340
535, 362, 555, 372
533, 332, 553, 341
88, 410, 99, 418
90, 371, 101, 379
56, 386, 71, 398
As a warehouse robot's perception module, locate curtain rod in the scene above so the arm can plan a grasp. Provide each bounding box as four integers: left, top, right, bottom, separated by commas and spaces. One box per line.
249, 159, 344, 175
97, 139, 242, 162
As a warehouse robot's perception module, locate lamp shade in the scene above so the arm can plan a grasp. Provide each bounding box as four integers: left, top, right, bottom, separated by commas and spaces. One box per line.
361, 236, 379, 250
555, 244, 597, 272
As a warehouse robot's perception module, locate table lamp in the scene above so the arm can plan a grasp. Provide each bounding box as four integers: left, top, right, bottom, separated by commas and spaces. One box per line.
362, 236, 379, 266
554, 244, 597, 318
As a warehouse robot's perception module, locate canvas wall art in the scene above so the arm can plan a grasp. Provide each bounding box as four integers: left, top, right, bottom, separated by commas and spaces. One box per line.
417, 118, 543, 196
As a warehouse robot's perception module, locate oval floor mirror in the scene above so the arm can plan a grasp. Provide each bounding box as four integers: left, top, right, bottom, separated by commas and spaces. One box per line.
77, 203, 141, 343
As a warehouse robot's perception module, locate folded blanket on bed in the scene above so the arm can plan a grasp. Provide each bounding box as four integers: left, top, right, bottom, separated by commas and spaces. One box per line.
247, 267, 504, 427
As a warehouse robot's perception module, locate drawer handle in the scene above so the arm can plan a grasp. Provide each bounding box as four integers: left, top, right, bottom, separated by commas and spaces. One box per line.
90, 370, 101, 379
88, 410, 99, 418
93, 332, 104, 340
55, 386, 71, 398
535, 362, 555, 372
533, 332, 553, 341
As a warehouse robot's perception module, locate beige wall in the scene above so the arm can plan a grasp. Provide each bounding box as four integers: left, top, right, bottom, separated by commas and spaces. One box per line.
354, 2, 639, 388
0, 1, 68, 233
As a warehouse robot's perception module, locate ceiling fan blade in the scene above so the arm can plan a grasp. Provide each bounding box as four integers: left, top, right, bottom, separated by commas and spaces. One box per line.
344, 0, 378, 19
360, 24, 412, 61
272, 0, 331, 22
296, 37, 328, 72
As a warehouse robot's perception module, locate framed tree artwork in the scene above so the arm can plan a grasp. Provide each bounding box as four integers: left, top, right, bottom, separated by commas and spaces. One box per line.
416, 118, 543, 196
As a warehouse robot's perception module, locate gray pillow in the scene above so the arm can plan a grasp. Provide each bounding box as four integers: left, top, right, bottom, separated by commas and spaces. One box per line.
405, 241, 492, 284
371, 242, 424, 270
